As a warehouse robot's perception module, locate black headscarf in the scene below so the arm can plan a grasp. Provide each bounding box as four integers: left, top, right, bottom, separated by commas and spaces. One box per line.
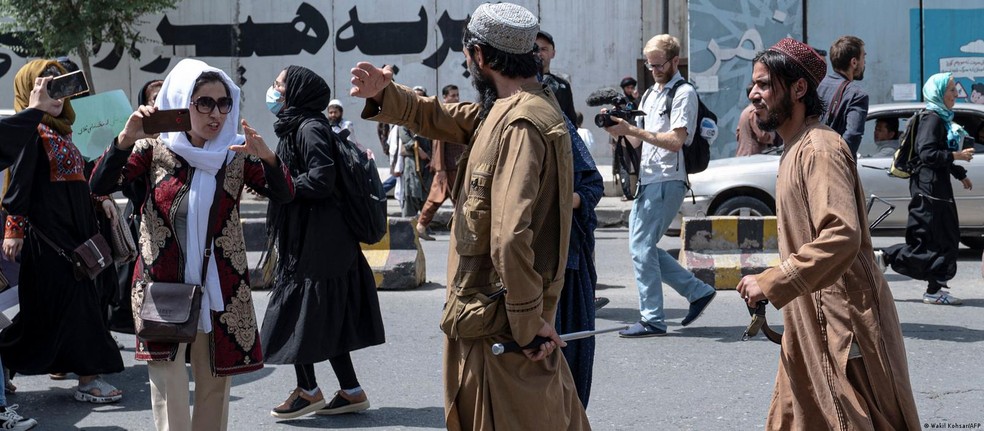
264, 66, 333, 278
273, 65, 331, 139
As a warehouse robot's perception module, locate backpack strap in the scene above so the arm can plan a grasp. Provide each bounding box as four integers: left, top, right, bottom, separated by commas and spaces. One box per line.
823, 79, 850, 127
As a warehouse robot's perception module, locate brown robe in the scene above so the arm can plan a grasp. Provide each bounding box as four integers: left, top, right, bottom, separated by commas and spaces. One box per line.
363, 82, 590, 430
756, 121, 920, 430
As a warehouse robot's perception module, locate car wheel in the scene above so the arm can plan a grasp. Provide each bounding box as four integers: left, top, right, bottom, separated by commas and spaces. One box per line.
712, 196, 773, 217
960, 236, 984, 251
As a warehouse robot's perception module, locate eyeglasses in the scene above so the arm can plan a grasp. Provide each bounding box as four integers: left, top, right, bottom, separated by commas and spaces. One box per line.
191, 96, 233, 114
644, 57, 675, 72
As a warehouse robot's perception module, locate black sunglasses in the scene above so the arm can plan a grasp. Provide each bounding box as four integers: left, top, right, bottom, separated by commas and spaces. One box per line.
191, 96, 233, 114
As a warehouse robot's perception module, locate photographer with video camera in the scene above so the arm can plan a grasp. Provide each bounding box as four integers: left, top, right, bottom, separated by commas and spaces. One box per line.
601, 34, 716, 338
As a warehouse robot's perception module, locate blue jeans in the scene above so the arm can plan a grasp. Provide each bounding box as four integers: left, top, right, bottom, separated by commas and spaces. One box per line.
629, 181, 715, 330
382, 176, 397, 193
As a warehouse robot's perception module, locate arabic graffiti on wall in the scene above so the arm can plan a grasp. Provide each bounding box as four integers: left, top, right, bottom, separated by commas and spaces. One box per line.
688, 0, 804, 158
911, 7, 984, 116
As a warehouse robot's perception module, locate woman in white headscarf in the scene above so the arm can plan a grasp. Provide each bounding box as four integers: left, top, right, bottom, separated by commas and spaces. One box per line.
90, 59, 294, 430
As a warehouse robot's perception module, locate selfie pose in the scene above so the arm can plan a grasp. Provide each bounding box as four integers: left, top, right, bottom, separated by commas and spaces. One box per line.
90, 58, 294, 430
0, 59, 124, 404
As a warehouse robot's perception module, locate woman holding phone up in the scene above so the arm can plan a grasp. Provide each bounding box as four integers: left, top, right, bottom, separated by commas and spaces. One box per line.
90, 58, 294, 430
0, 59, 124, 404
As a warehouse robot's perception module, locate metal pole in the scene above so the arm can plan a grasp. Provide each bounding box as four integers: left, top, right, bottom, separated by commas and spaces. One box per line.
491, 325, 629, 356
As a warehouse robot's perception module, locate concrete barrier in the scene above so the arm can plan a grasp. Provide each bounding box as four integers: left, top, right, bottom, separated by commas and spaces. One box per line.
678, 216, 780, 290
360, 217, 426, 290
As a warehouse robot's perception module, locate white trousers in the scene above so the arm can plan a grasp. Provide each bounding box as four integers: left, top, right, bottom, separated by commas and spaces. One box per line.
147, 332, 231, 431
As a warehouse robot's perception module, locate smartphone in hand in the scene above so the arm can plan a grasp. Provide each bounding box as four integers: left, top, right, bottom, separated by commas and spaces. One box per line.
142, 109, 192, 134
47, 70, 90, 99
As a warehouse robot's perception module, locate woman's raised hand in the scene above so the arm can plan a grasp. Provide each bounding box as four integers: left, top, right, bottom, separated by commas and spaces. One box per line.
116, 105, 159, 150
232, 119, 277, 166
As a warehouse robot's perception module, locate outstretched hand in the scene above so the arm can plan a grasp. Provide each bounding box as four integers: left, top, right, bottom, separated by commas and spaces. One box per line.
231, 119, 277, 166
349, 62, 393, 101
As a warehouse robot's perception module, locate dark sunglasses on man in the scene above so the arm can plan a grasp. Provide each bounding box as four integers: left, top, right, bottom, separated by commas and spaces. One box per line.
191, 96, 233, 114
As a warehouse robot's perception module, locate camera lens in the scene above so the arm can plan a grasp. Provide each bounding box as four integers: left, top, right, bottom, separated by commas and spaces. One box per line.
594, 113, 614, 128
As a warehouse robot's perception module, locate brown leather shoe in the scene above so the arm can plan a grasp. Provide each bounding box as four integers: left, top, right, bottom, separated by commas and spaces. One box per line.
271, 387, 326, 419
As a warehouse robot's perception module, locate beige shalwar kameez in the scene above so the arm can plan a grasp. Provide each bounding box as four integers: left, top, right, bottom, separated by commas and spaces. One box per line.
755, 121, 920, 431
363, 82, 590, 430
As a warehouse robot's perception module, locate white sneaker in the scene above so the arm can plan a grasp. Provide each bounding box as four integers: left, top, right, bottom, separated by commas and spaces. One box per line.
0, 404, 38, 431
923, 290, 963, 305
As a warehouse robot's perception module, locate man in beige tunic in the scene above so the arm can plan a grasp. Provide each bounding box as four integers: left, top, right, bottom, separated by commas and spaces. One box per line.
736, 38, 920, 430
351, 3, 589, 430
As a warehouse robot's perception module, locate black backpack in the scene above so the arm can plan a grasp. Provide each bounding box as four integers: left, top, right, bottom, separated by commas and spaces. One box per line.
301, 119, 388, 244
662, 81, 717, 174
889, 110, 926, 179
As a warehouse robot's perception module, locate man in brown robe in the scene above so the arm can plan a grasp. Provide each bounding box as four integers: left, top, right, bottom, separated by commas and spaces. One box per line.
351, 3, 589, 430
415, 84, 466, 240
736, 38, 920, 430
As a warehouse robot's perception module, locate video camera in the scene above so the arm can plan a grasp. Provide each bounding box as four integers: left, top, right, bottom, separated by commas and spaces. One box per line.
586, 87, 645, 128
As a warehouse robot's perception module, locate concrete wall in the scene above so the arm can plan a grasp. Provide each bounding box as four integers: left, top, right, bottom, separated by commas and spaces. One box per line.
0, 0, 655, 163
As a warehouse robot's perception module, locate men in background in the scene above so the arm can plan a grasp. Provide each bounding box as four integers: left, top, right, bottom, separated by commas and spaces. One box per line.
873, 117, 900, 157
327, 99, 357, 144
395, 86, 433, 217
620, 76, 638, 108
603, 34, 717, 338
415, 84, 466, 240
377, 64, 400, 193
353, 3, 589, 429
818, 35, 869, 157
736, 84, 781, 156
736, 37, 919, 430
575, 112, 595, 150
536, 30, 577, 121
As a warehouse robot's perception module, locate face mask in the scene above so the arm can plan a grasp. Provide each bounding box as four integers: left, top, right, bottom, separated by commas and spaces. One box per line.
266, 86, 283, 114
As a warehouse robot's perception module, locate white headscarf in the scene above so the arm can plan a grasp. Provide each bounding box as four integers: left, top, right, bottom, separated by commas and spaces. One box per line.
156, 58, 244, 332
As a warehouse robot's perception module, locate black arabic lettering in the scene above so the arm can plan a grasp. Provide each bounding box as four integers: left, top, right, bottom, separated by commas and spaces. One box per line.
142, 2, 329, 73
422, 11, 468, 69
335, 6, 428, 56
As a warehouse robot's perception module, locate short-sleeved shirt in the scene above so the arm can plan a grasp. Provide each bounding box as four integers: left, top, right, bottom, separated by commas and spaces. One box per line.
638, 72, 697, 185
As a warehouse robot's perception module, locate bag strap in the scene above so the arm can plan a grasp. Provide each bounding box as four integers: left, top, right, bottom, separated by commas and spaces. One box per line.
31, 226, 72, 263
824, 79, 850, 126
200, 159, 228, 284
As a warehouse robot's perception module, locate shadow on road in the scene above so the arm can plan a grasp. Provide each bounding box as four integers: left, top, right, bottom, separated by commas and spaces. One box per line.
596, 306, 686, 323
274, 406, 445, 429
900, 321, 984, 342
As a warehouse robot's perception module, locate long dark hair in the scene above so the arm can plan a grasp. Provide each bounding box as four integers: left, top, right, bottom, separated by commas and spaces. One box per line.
753, 50, 825, 118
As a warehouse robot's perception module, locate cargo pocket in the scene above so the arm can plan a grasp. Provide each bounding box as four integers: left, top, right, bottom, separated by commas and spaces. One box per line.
439, 287, 508, 340
455, 172, 492, 256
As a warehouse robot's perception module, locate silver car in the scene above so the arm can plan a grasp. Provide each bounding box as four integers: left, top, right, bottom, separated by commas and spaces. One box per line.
668, 103, 984, 249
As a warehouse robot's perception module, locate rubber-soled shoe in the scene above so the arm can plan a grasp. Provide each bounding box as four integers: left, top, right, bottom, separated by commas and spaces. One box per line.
618, 321, 666, 338
681, 291, 716, 326
0, 405, 38, 431
923, 290, 962, 306
594, 297, 610, 311
317, 389, 370, 415
271, 387, 327, 419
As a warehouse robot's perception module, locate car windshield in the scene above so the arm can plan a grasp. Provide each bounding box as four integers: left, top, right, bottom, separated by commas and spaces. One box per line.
858, 110, 984, 159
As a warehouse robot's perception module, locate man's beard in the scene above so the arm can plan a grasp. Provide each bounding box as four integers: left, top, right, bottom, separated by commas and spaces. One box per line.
855, 67, 864, 81
755, 89, 793, 132
470, 61, 498, 120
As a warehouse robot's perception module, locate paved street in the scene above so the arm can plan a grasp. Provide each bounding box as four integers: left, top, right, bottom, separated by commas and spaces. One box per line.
6, 230, 984, 430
